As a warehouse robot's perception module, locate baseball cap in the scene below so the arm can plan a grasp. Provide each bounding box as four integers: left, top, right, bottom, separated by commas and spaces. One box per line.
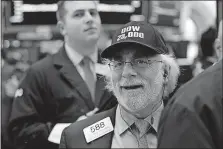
101, 21, 169, 58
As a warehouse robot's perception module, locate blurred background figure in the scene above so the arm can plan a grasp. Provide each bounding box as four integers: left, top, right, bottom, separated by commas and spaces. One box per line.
192, 26, 217, 76
1, 75, 19, 149
1, 49, 30, 149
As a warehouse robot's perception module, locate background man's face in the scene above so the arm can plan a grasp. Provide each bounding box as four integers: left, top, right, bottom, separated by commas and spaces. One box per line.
62, 1, 101, 45
110, 47, 164, 115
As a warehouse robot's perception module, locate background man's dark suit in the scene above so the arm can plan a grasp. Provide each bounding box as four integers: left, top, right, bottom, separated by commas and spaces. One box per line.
7, 46, 117, 149
59, 106, 117, 148
158, 60, 222, 148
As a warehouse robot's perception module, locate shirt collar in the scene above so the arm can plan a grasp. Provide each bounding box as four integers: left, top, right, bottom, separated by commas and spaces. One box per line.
115, 102, 164, 135
65, 43, 98, 65
115, 105, 136, 135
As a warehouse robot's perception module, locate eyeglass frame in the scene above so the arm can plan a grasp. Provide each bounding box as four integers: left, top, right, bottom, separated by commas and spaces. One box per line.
108, 58, 163, 71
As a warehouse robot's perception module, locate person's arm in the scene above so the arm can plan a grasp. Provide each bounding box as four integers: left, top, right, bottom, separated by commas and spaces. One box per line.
1, 83, 16, 149
157, 99, 215, 148
59, 130, 67, 149
7, 67, 54, 149
1, 79, 17, 131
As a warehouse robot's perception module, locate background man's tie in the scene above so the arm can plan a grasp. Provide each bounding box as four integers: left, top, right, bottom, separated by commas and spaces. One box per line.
81, 57, 95, 102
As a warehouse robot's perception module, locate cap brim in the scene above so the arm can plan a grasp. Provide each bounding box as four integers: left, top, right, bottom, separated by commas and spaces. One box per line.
101, 41, 163, 59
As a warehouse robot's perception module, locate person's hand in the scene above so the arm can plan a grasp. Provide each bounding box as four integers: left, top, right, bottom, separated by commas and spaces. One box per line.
193, 61, 204, 76
76, 108, 99, 121
4, 75, 19, 97
76, 115, 88, 121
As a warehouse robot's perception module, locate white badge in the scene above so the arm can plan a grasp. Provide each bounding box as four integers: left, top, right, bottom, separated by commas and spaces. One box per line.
83, 117, 114, 143
15, 88, 23, 98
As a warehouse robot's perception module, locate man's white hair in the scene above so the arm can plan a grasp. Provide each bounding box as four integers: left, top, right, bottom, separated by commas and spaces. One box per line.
102, 54, 180, 98
160, 54, 180, 98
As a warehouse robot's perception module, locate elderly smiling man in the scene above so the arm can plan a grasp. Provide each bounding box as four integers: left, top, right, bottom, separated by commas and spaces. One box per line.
59, 21, 180, 148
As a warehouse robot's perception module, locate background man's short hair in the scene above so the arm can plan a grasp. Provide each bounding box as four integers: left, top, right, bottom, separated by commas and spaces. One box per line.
200, 27, 217, 57
56, 1, 99, 22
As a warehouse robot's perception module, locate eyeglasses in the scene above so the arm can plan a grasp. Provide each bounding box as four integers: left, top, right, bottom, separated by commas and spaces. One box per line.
108, 59, 163, 71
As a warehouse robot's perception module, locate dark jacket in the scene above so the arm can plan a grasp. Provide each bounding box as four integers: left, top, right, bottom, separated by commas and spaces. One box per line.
7, 47, 117, 149
59, 106, 117, 148
1, 62, 16, 149
158, 60, 222, 148
1, 94, 15, 149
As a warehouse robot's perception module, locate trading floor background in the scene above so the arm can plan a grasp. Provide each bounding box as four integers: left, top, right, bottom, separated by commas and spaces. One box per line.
1, 1, 222, 149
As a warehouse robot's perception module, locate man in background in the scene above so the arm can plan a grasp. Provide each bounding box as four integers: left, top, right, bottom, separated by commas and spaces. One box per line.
1, 49, 21, 149
8, 1, 117, 149
157, 20, 222, 149
192, 26, 217, 76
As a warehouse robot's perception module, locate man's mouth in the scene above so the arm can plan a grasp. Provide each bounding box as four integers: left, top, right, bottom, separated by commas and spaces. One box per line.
121, 85, 143, 90
84, 27, 97, 32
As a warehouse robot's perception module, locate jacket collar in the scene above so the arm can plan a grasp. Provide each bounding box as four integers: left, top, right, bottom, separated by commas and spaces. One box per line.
53, 46, 109, 110
64, 43, 98, 66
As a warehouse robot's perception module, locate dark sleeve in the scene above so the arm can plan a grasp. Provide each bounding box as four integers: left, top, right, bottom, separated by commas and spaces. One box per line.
1, 95, 14, 133
7, 67, 54, 149
59, 130, 67, 149
1, 94, 15, 149
157, 97, 215, 148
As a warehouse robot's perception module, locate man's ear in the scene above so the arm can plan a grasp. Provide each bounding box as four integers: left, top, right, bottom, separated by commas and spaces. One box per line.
163, 64, 169, 85
57, 21, 66, 36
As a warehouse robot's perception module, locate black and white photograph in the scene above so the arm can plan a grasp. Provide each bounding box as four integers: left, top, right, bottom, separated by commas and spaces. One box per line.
1, 1, 222, 149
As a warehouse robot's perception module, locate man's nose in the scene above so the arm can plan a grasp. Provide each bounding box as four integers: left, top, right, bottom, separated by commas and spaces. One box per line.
84, 11, 93, 24
122, 62, 137, 78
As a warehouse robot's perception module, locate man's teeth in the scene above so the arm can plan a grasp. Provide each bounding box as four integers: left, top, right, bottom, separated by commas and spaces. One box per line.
123, 85, 142, 89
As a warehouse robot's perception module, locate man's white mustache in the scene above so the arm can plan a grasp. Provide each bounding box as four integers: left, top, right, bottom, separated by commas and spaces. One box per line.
119, 80, 144, 87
